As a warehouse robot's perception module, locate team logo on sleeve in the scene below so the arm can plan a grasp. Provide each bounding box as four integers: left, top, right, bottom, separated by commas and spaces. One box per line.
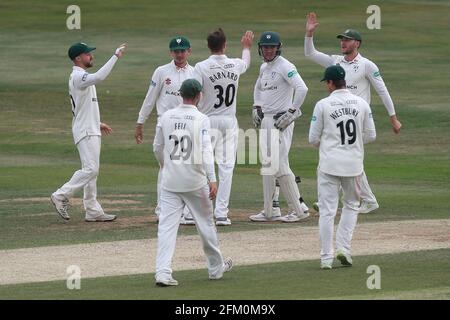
82, 73, 88, 81
151, 80, 157, 87
287, 70, 298, 78
311, 116, 317, 122
369, 113, 373, 118
373, 71, 381, 77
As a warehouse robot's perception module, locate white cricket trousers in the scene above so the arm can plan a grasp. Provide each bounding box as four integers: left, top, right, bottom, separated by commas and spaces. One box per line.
259, 115, 301, 216
54, 135, 104, 218
209, 115, 238, 219
360, 170, 377, 204
317, 170, 360, 262
155, 185, 225, 282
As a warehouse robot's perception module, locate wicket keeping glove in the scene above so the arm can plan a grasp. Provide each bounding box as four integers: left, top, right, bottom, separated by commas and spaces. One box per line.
252, 106, 264, 128
274, 108, 302, 131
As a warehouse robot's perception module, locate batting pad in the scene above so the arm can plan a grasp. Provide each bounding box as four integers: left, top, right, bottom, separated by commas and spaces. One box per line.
263, 175, 276, 218
278, 174, 303, 214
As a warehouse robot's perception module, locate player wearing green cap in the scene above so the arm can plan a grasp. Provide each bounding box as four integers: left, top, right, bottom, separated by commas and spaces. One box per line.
135, 36, 196, 225
309, 65, 376, 269
51, 42, 126, 222
153, 79, 232, 286
305, 12, 401, 214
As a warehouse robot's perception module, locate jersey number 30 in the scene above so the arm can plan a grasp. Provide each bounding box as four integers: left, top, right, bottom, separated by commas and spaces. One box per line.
214, 84, 236, 108
337, 119, 357, 145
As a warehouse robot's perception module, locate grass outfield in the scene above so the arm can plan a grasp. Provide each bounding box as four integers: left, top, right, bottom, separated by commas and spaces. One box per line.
0, 0, 449, 250
0, 249, 449, 300
0, 0, 449, 300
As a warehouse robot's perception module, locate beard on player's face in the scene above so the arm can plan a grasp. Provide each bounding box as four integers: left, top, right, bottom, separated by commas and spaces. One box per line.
79, 53, 94, 68
340, 39, 359, 55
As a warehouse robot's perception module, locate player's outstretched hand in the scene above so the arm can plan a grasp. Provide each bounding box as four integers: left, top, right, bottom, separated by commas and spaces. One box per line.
241, 31, 254, 49
306, 12, 319, 36
100, 122, 113, 135
135, 124, 143, 144
208, 182, 217, 200
390, 115, 402, 134
115, 43, 127, 58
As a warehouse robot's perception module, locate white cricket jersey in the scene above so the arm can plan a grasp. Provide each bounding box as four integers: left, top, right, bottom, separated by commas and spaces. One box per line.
137, 61, 195, 123
304, 37, 396, 116
309, 89, 376, 177
153, 104, 216, 192
253, 56, 308, 114
194, 54, 248, 116
68, 55, 118, 144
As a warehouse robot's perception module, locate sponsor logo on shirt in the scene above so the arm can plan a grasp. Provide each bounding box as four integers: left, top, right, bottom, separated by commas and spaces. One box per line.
165, 78, 172, 85
373, 71, 381, 77
92, 98, 97, 102
184, 115, 194, 120
224, 63, 235, 69
287, 70, 298, 78
347, 85, 358, 90
165, 90, 180, 96
353, 64, 359, 72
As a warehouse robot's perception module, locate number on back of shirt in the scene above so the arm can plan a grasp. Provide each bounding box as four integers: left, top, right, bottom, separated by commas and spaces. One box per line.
214, 84, 236, 108
337, 119, 357, 145
169, 134, 192, 160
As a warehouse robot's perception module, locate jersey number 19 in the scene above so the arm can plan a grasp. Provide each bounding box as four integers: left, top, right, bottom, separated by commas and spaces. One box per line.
337, 119, 357, 145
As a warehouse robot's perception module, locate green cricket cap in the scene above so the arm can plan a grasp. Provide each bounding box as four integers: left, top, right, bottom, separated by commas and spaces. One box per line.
180, 79, 202, 98
321, 65, 346, 82
337, 29, 362, 41
169, 36, 191, 51
68, 42, 96, 60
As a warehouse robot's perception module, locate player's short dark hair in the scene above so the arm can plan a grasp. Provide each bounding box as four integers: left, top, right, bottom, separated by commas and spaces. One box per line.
332, 79, 346, 89
207, 28, 226, 52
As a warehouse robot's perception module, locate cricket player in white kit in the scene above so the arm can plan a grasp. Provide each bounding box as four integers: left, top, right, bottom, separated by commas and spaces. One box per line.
193, 28, 254, 226
305, 12, 401, 214
51, 42, 126, 222
135, 36, 196, 225
153, 79, 232, 286
249, 31, 310, 223
309, 65, 376, 269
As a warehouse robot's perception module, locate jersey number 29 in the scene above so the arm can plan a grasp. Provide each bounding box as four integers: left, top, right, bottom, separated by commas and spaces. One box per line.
169, 134, 192, 160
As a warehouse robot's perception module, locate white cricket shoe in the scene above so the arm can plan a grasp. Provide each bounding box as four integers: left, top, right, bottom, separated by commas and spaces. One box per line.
180, 215, 195, 225
336, 250, 353, 266
210, 257, 233, 280
156, 277, 179, 287
279, 211, 309, 223
320, 260, 333, 270
50, 194, 70, 221
85, 213, 117, 222
249, 209, 281, 222
359, 200, 379, 214
216, 217, 232, 226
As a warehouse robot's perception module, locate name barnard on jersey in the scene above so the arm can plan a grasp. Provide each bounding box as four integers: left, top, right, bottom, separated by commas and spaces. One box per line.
209, 71, 238, 83
329, 107, 360, 120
